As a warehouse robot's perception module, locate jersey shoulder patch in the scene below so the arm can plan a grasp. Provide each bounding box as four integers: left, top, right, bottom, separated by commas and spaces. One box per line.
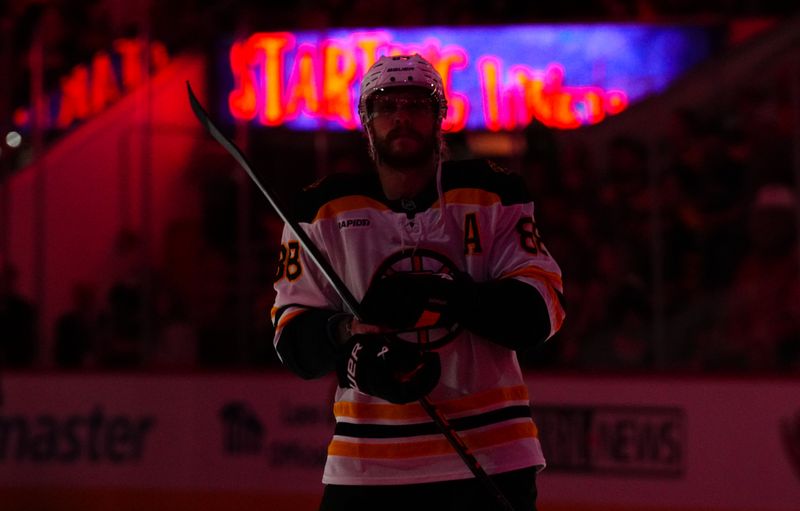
441, 159, 532, 205
294, 171, 381, 223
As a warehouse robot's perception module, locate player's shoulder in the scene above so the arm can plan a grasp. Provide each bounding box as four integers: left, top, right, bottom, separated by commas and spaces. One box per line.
293, 171, 382, 223
441, 158, 532, 205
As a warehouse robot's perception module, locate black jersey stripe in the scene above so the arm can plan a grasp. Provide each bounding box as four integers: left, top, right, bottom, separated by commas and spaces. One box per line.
441, 159, 531, 206
295, 171, 384, 223
333, 404, 532, 439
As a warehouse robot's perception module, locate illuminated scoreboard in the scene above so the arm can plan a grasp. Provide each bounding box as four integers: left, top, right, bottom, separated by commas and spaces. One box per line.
221, 25, 718, 131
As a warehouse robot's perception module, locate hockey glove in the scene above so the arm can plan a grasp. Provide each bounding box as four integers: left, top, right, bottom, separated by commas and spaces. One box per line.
336, 334, 440, 404
360, 272, 476, 331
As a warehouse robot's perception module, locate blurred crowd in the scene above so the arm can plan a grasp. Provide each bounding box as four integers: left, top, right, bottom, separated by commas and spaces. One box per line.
1, 0, 799, 373
520, 99, 800, 373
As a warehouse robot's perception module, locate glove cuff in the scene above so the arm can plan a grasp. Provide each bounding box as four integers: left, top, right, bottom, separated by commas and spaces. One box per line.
449, 272, 479, 323
326, 312, 354, 351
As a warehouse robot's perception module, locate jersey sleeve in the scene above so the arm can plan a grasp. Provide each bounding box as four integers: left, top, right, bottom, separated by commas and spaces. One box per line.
488, 196, 566, 341
271, 221, 344, 364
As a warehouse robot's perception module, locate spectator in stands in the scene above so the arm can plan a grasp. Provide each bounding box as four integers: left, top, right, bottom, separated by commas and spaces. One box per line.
709, 185, 800, 371
154, 299, 197, 368
574, 137, 653, 369
667, 111, 749, 290
573, 242, 651, 369
97, 229, 148, 368
597, 136, 652, 278
54, 282, 97, 368
194, 250, 239, 367
0, 264, 37, 367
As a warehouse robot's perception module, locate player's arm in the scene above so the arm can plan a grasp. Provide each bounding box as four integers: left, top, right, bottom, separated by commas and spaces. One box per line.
359, 170, 564, 351
271, 222, 440, 403
275, 295, 440, 404
478, 190, 566, 350
271, 216, 345, 379
358, 270, 558, 351
273, 306, 343, 379
461, 168, 565, 350
459, 276, 557, 350
273, 299, 386, 379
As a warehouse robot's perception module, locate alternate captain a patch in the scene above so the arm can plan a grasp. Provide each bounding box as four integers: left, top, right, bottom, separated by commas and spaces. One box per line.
464, 212, 482, 255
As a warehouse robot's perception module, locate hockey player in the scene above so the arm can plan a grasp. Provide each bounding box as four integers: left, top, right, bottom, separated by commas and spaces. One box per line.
271, 54, 565, 510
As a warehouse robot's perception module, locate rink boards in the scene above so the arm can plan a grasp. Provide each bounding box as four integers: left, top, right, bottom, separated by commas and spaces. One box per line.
1, 372, 798, 511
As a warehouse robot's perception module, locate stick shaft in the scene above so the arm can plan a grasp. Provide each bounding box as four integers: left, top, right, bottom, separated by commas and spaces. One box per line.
186, 82, 361, 316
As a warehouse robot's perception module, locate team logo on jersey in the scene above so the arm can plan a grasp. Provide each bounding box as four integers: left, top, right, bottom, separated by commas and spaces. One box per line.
371, 248, 463, 350
338, 218, 371, 229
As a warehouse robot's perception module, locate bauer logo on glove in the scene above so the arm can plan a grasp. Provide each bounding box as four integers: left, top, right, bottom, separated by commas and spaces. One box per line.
336, 334, 441, 404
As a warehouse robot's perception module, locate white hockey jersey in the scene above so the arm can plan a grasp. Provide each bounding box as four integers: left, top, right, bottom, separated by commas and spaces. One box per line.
272, 159, 565, 486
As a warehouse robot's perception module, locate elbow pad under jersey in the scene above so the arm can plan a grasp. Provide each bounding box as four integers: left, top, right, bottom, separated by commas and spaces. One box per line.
275, 308, 339, 379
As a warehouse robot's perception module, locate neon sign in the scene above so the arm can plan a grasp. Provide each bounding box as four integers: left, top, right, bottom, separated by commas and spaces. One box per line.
224, 25, 716, 131
12, 38, 170, 133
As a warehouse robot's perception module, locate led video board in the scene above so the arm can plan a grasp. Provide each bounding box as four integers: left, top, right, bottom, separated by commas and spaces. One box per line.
222, 25, 718, 131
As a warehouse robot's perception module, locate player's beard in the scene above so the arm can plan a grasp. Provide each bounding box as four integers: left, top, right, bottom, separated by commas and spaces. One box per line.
373, 127, 436, 169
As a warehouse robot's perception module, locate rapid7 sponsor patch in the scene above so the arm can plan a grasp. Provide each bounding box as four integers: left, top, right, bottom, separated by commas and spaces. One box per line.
338, 218, 370, 229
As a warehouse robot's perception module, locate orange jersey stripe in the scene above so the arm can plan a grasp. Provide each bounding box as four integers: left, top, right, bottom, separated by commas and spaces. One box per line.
433, 188, 502, 208
333, 385, 530, 421
313, 196, 389, 222
545, 284, 566, 332
502, 266, 563, 293
328, 421, 537, 460
275, 308, 306, 332
500, 268, 565, 332
444, 188, 502, 206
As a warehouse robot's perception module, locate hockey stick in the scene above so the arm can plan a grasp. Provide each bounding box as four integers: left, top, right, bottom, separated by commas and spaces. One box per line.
186, 82, 516, 511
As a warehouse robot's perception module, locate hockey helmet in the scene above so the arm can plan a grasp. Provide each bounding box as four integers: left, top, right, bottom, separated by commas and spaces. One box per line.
358, 54, 447, 127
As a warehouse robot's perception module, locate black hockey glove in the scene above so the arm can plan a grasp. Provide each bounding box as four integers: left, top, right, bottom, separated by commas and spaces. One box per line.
360, 272, 476, 331
336, 334, 440, 404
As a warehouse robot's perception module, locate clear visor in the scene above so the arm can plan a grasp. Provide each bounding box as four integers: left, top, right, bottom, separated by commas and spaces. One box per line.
367, 94, 436, 121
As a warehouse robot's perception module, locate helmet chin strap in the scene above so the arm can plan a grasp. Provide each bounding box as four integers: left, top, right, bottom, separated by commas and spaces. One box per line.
433, 131, 449, 234
366, 125, 378, 164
